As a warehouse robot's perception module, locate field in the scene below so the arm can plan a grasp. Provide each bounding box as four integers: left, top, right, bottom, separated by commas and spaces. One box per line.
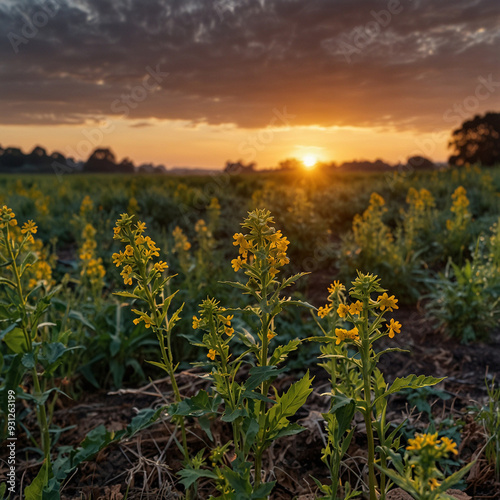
1, 166, 500, 499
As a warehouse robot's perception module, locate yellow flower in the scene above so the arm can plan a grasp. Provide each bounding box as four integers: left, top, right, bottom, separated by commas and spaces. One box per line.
154, 261, 168, 273
423, 432, 439, 447
192, 316, 200, 329
337, 303, 350, 318
21, 220, 37, 235
334, 327, 359, 345
317, 304, 332, 318
124, 245, 134, 256
120, 265, 133, 286
136, 221, 146, 233
225, 326, 234, 337
328, 280, 345, 295
406, 434, 425, 451
440, 436, 458, 455
112, 251, 125, 267
377, 292, 399, 312
207, 349, 217, 361
349, 300, 363, 315
388, 318, 401, 338
231, 256, 246, 272
0, 206, 17, 228
267, 331, 277, 342
428, 478, 440, 491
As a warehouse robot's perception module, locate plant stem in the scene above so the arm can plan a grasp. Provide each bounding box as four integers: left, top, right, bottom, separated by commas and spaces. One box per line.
361, 297, 377, 500
5, 229, 51, 460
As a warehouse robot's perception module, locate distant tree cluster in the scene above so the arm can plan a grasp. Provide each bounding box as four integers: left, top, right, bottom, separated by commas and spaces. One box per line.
0, 146, 166, 174
223, 160, 256, 174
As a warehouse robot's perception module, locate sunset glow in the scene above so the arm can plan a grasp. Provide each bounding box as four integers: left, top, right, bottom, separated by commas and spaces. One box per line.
0, 1, 498, 170
302, 155, 318, 169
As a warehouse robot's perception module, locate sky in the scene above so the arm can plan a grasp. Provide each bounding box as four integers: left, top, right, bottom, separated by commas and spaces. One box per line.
0, 0, 499, 169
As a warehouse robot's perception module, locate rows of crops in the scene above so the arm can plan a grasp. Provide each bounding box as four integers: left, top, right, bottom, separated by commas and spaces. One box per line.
1, 166, 499, 499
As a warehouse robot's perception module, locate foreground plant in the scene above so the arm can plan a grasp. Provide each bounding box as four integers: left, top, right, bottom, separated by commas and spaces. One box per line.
379, 432, 473, 500
0, 205, 76, 497
180, 209, 313, 498
315, 273, 443, 500
112, 214, 189, 457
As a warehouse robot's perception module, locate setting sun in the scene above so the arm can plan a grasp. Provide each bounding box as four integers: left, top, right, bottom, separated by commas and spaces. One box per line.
302, 154, 318, 169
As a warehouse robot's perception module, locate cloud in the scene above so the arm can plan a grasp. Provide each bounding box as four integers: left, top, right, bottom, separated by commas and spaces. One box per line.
0, 0, 499, 132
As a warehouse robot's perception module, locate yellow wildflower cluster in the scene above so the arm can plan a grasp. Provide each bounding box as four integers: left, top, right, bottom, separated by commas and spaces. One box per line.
192, 299, 235, 361
407, 433, 458, 455
231, 212, 290, 277
172, 226, 192, 252
21, 220, 38, 243
334, 327, 359, 345
112, 214, 166, 288
406, 432, 459, 490
446, 185, 471, 232
318, 278, 402, 343
79, 195, 94, 217
351, 193, 398, 267
450, 186, 470, 214
79, 223, 105, 291
1, 206, 54, 290
0, 205, 17, 229
406, 187, 435, 212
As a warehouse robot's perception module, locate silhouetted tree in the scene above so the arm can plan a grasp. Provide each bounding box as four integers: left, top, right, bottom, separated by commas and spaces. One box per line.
28, 146, 48, 165
84, 148, 118, 173
278, 158, 302, 170
449, 112, 500, 166
118, 157, 135, 173
407, 156, 435, 170
0, 147, 25, 167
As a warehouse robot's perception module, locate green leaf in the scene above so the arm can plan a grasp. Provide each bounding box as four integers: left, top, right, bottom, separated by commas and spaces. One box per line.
113, 291, 140, 299
272, 422, 305, 439
329, 395, 356, 439
24, 459, 50, 500
4, 328, 29, 353
0, 276, 16, 288
198, 415, 213, 441
245, 366, 286, 391
252, 481, 276, 499
168, 390, 221, 417
0, 322, 18, 341
266, 371, 313, 438
67, 310, 95, 331
22, 351, 36, 369
374, 375, 445, 405
269, 338, 301, 365
177, 468, 218, 489
221, 408, 248, 422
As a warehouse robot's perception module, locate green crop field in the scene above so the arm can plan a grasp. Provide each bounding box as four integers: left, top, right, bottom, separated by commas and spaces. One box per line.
1, 166, 500, 499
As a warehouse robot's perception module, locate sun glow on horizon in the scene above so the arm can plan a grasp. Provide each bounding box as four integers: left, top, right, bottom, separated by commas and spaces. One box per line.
302, 154, 318, 169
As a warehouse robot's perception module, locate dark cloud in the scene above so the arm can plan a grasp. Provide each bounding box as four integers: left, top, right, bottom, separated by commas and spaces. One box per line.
0, 0, 499, 130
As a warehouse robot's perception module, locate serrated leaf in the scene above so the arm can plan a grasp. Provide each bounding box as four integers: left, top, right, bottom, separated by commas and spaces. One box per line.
269, 338, 301, 365
374, 374, 445, 405
266, 371, 313, 438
